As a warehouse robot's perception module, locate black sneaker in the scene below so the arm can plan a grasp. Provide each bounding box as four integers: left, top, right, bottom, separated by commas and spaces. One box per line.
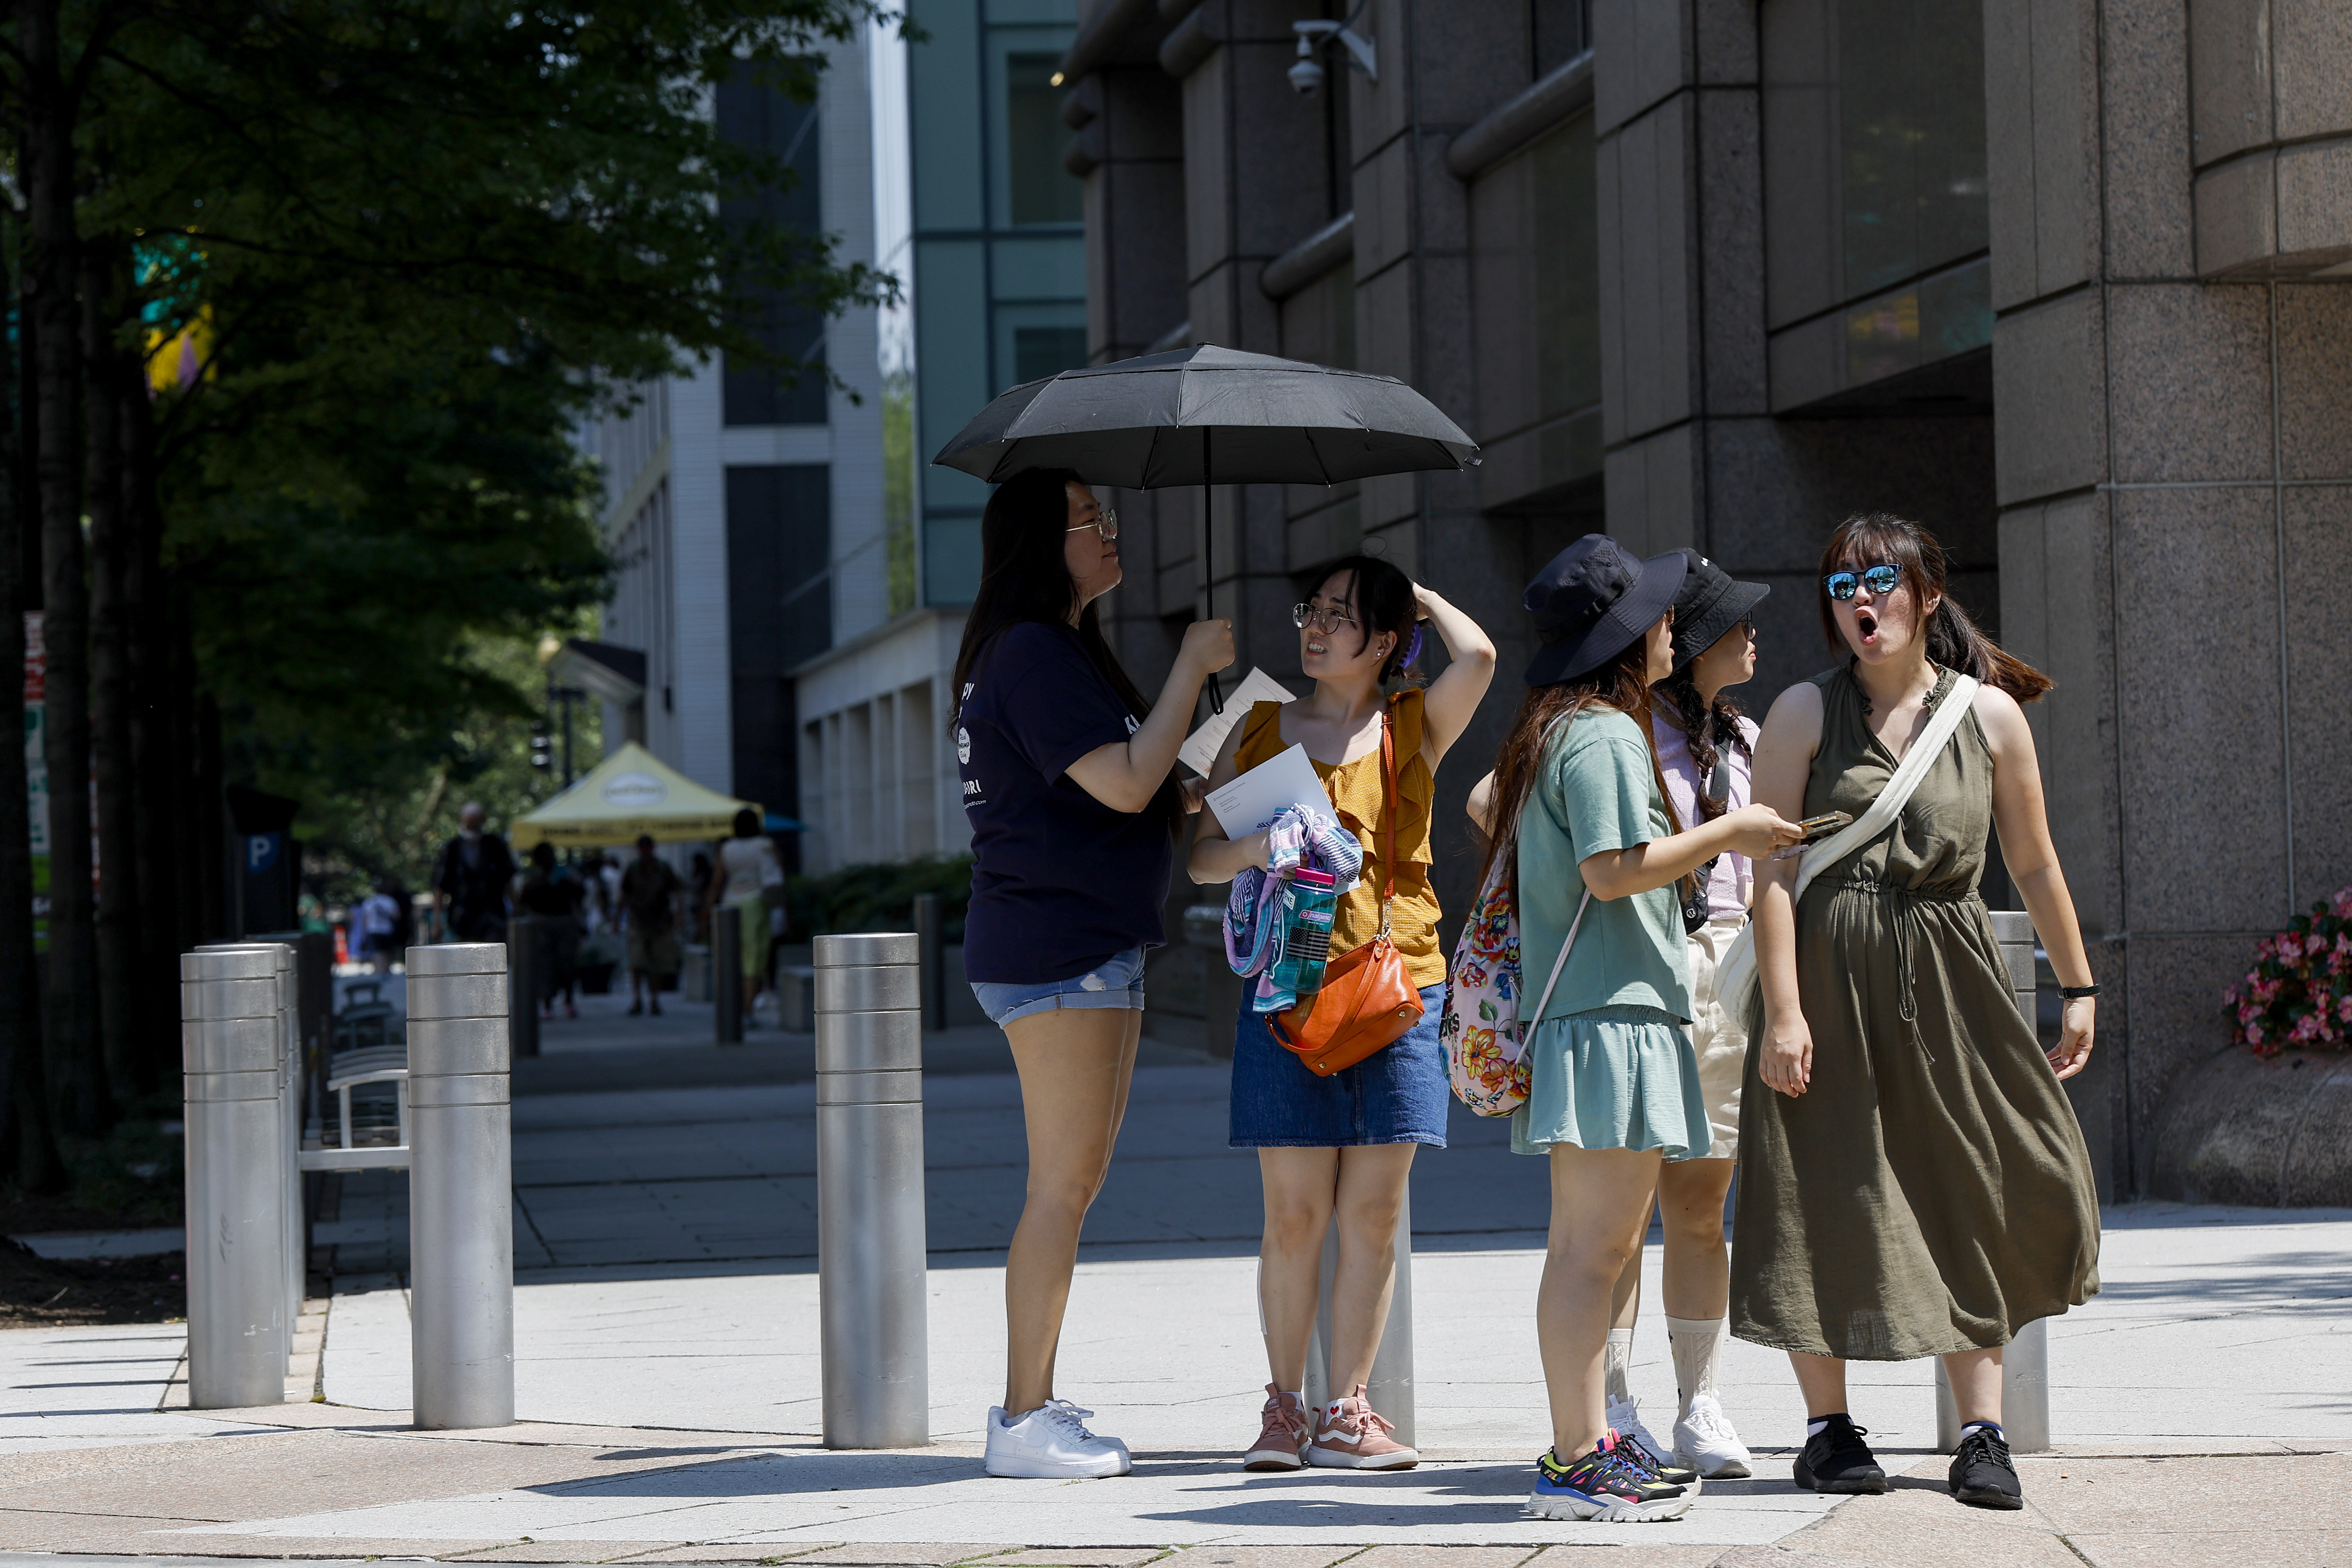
1791, 1413, 1888, 1494
1949, 1426, 2024, 1509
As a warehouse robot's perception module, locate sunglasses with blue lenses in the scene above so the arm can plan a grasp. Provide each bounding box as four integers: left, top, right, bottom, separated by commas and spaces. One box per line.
1823, 562, 1903, 601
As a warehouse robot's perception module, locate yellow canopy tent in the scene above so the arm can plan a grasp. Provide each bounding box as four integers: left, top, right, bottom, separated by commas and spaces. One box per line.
511, 742, 760, 850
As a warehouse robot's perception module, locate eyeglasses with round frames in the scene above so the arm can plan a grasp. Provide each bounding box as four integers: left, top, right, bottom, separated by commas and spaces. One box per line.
1065, 509, 1119, 541
1292, 602, 1359, 634
1823, 563, 1902, 601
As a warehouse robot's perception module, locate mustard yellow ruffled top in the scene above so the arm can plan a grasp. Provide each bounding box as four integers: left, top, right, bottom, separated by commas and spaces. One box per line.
1233, 686, 1446, 987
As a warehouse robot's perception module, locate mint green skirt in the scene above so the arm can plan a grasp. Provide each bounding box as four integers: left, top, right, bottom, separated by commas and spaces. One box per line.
1510, 1005, 1715, 1160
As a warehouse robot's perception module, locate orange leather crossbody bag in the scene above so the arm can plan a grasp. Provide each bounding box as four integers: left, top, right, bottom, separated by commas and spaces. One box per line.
1268, 705, 1424, 1075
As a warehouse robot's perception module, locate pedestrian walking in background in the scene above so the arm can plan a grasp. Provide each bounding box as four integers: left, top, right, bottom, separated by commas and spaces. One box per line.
704, 811, 781, 1028
354, 879, 405, 974
1734, 513, 2102, 1512
687, 851, 715, 944
1585, 550, 1772, 1481
432, 801, 517, 942
951, 467, 1232, 1479
1467, 536, 1800, 1523
621, 834, 685, 1016
518, 842, 584, 1020
1187, 556, 1493, 1474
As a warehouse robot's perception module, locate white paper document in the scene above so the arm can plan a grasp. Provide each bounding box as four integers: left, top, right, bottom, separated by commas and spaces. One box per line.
1178, 666, 1296, 775
1201, 742, 1327, 837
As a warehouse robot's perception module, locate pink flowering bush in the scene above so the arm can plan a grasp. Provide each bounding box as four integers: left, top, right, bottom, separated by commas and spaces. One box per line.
2223, 887, 2352, 1056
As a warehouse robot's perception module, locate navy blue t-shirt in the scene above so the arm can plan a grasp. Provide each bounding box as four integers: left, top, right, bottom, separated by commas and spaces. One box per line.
957, 622, 1172, 984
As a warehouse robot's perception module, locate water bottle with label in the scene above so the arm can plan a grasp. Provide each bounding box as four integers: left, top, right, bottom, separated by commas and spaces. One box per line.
1269, 867, 1337, 1001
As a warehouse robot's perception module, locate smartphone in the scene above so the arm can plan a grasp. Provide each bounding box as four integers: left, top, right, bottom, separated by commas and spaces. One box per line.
1771, 810, 1853, 860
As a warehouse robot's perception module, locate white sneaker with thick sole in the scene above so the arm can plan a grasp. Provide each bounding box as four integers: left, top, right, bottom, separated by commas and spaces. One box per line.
1604, 1397, 1673, 1471
1673, 1391, 1754, 1479
983, 1400, 1131, 1478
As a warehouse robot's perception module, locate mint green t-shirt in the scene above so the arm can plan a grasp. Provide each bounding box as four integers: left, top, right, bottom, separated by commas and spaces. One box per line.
1514, 706, 1693, 1023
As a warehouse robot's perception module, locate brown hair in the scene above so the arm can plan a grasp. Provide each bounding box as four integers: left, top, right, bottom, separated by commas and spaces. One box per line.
1819, 513, 2053, 703
1478, 636, 1686, 893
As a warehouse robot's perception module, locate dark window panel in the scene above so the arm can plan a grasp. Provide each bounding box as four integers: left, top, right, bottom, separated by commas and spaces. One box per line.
718, 60, 830, 426
1006, 51, 1082, 226
1012, 324, 1090, 385
727, 464, 832, 826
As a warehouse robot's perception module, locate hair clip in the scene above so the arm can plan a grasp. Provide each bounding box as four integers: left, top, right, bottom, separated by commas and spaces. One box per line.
1400, 623, 1424, 667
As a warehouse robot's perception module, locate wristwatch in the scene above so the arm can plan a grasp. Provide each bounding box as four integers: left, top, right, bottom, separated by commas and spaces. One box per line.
2059, 984, 2100, 999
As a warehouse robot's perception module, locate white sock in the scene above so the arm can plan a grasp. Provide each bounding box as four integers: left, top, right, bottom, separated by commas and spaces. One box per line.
1806, 1416, 1832, 1437
1604, 1328, 1634, 1405
1665, 1314, 1727, 1419
1285, 1389, 1304, 1406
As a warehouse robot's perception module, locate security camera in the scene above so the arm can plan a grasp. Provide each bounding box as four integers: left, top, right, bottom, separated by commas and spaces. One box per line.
1287, 20, 1377, 98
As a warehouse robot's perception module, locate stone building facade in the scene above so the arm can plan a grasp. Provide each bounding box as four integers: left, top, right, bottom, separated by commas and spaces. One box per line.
1053, 0, 2352, 1196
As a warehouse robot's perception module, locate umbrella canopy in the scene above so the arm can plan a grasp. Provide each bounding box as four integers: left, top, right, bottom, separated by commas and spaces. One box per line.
931, 344, 1477, 488
513, 741, 758, 849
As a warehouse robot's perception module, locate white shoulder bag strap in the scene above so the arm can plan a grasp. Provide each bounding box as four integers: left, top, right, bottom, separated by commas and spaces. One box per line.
1520, 891, 1592, 1045
1713, 673, 1980, 1018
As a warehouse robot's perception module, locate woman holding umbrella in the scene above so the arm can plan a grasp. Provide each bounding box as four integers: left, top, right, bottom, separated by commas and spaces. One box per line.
952, 467, 1234, 1480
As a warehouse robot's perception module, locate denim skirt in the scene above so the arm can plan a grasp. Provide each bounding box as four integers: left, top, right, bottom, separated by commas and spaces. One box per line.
1229, 983, 1449, 1148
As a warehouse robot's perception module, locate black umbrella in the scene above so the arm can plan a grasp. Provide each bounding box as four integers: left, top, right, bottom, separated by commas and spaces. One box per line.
931, 344, 1478, 705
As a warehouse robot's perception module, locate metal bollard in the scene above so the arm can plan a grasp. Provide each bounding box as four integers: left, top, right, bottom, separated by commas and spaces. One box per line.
180, 947, 290, 1408
1301, 1190, 1414, 1445
506, 914, 541, 1060
1934, 910, 2052, 1454
406, 943, 515, 1430
814, 932, 929, 1448
714, 904, 743, 1044
913, 893, 944, 1032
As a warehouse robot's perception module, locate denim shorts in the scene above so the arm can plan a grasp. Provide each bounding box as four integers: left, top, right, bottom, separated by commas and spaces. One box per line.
970, 946, 1147, 1027
1229, 982, 1449, 1148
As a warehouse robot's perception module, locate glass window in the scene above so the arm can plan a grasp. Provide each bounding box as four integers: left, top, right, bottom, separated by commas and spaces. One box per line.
1838, 0, 1987, 297
727, 465, 831, 817
1013, 325, 1088, 384
1005, 51, 1082, 225
718, 62, 828, 426
1533, 0, 1592, 74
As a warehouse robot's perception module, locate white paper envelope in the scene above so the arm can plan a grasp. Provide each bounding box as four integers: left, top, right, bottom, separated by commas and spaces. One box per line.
1201, 742, 1327, 837
1178, 666, 1297, 776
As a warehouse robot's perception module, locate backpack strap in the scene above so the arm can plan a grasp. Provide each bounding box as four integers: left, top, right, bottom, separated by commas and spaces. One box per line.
1526, 891, 1593, 1035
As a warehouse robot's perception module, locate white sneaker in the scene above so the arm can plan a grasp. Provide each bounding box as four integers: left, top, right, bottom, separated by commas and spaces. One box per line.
1673, 1391, 1753, 1479
1604, 1395, 1674, 1474
983, 1399, 1131, 1478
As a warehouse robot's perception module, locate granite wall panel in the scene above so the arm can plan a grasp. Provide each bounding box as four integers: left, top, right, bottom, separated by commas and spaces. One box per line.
1984, 0, 2041, 311
1696, 87, 1767, 415
2029, 0, 2101, 297
1593, 0, 1691, 136
2128, 932, 2261, 1183
2278, 285, 2352, 480
1993, 290, 2108, 506
2272, 0, 2352, 143
2105, 283, 2272, 484
2283, 488, 2352, 909
2101, 0, 2196, 280
2113, 485, 2287, 936
2187, 0, 2271, 166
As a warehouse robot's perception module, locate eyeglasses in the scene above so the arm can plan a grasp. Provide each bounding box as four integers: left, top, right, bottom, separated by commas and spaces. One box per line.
1823, 563, 1902, 601
1065, 509, 1119, 541
1292, 602, 1359, 634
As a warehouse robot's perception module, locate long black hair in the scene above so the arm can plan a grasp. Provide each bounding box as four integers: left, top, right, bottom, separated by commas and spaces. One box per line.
949, 467, 1179, 823
1650, 671, 1749, 822
1310, 553, 1423, 685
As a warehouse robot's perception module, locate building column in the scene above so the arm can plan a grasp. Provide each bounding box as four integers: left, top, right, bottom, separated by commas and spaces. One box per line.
1988, 0, 2352, 1196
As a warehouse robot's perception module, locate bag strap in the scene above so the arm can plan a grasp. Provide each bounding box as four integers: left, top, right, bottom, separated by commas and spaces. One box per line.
1374, 703, 1397, 938
1526, 891, 1593, 1035
1790, 671, 1980, 903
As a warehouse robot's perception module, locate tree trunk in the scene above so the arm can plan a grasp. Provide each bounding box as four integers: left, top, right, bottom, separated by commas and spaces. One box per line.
0, 207, 66, 1192
121, 341, 178, 1084
83, 240, 144, 1100
21, 0, 108, 1133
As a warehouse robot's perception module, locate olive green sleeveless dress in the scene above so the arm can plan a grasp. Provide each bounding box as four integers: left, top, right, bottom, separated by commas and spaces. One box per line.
1729, 666, 2101, 1360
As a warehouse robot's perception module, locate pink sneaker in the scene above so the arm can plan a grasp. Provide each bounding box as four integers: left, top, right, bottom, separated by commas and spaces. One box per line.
1307, 1385, 1419, 1469
1242, 1385, 1311, 1470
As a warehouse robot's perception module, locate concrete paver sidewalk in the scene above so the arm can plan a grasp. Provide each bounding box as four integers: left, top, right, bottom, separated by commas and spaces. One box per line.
5, 1044, 2349, 1566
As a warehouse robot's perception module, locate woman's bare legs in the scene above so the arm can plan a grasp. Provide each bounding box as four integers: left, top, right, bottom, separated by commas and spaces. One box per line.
1538, 1145, 1666, 1458
1001, 1006, 1141, 1415
1258, 1144, 1418, 1395
1941, 1346, 2003, 1426
1656, 1157, 1734, 1318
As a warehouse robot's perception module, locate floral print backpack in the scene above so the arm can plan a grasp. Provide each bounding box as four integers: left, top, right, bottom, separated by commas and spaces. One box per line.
1437, 852, 1590, 1117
